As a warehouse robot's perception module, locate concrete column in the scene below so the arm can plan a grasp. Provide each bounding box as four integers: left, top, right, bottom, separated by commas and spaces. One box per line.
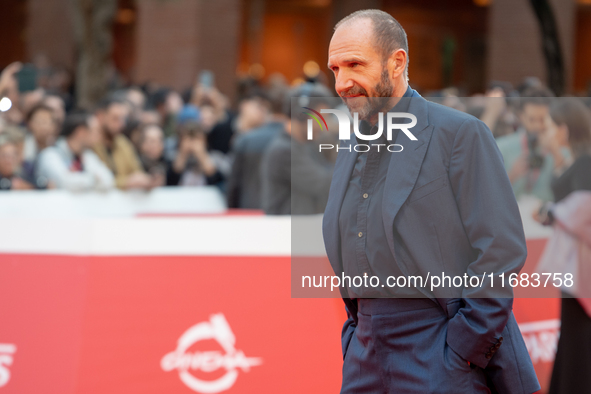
487, 0, 575, 92
26, 0, 75, 67
135, 0, 241, 100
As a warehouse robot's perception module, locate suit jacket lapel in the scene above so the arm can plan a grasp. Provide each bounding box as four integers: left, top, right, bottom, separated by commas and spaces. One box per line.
323, 92, 434, 277
382, 93, 434, 269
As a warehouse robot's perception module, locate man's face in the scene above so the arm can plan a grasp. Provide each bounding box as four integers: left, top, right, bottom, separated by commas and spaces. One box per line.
28, 109, 57, 146
73, 122, 93, 153
43, 96, 66, 126
98, 103, 128, 137
126, 89, 146, 113
520, 103, 549, 136
140, 125, 164, 160
0, 143, 18, 177
328, 18, 393, 120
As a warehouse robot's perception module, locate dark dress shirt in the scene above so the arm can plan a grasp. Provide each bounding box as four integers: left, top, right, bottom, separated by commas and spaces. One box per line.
338, 86, 420, 298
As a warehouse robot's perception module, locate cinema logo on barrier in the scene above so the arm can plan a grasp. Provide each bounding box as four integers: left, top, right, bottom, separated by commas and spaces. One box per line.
0, 343, 16, 388
519, 319, 560, 364
161, 313, 262, 393
303, 107, 418, 152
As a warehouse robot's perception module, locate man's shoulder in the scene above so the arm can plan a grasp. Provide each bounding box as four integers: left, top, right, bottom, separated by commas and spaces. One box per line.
237, 122, 284, 149
421, 100, 491, 148
425, 99, 481, 129
263, 133, 290, 160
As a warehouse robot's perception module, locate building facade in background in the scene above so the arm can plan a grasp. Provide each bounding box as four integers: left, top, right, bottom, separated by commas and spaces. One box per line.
1, 0, 591, 100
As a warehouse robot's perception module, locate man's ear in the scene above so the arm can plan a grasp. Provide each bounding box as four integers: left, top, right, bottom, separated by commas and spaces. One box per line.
387, 49, 407, 79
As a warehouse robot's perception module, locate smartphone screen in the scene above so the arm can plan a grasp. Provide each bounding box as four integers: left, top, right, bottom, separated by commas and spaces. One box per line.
199, 70, 214, 89
17, 64, 37, 92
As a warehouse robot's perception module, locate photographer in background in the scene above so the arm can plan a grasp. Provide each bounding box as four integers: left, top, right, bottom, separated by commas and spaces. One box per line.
138, 123, 181, 186
496, 87, 557, 201
171, 119, 228, 188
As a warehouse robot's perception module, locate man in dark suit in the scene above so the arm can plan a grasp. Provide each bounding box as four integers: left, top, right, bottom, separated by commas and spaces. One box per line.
322, 10, 540, 393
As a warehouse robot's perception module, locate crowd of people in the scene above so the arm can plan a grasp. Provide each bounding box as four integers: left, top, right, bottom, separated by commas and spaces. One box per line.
0, 60, 590, 217
0, 62, 290, 206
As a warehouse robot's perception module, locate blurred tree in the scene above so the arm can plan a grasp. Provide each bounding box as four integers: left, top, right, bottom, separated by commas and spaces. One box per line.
71, 0, 117, 109
530, 0, 564, 96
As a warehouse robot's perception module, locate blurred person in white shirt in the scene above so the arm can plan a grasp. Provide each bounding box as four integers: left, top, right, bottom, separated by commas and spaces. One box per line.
37, 112, 114, 191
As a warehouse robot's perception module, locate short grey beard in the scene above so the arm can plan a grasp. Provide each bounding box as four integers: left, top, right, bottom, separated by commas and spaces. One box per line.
354, 68, 394, 121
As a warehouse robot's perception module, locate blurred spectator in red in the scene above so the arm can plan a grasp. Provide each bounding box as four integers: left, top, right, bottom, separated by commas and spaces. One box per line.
37, 112, 114, 191
227, 90, 287, 209
139, 123, 181, 186
496, 86, 557, 201
93, 97, 154, 190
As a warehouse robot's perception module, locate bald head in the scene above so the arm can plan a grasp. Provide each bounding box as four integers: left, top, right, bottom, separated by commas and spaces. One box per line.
335, 10, 408, 79
328, 10, 409, 120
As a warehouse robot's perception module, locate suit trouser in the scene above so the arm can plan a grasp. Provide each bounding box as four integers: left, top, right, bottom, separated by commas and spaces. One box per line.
341, 298, 490, 394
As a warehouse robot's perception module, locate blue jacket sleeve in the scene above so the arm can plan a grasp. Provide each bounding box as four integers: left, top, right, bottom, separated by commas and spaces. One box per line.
445, 118, 527, 369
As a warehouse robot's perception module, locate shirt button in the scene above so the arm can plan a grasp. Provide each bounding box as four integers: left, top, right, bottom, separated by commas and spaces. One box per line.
358, 232, 363, 237
363, 193, 369, 199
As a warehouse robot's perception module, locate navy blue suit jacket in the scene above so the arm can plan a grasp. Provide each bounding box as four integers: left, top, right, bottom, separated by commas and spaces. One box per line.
322, 91, 540, 394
